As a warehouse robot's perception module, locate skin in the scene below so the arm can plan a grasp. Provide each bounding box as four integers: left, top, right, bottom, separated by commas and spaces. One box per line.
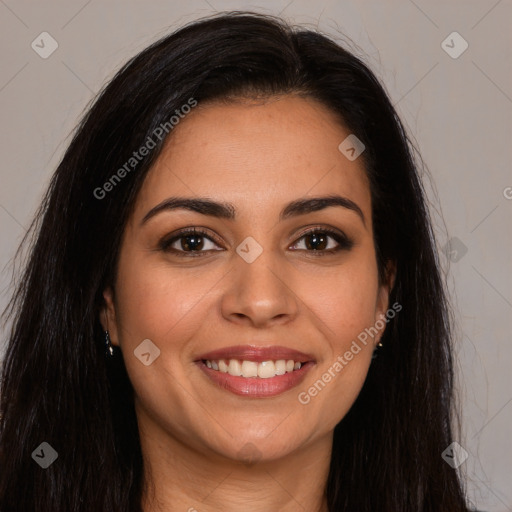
101, 95, 394, 512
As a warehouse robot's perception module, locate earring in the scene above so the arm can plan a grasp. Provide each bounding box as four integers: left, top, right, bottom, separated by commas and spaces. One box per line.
372, 341, 383, 360
105, 330, 114, 357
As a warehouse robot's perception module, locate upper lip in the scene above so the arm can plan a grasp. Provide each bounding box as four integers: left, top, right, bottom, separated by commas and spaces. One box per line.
196, 345, 315, 363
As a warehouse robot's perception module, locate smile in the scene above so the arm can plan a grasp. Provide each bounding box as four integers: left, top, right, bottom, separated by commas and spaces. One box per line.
196, 345, 315, 398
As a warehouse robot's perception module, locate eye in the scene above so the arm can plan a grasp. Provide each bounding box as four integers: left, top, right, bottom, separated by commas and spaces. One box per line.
159, 228, 223, 256
289, 227, 353, 254
159, 226, 353, 258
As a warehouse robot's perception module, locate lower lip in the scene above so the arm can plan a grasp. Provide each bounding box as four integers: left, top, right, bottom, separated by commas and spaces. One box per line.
196, 361, 314, 398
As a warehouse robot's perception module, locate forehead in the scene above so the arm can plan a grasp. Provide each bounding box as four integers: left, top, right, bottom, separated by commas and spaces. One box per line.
134, 95, 371, 219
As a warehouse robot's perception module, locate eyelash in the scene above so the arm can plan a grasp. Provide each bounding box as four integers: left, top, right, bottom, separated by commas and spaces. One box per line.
159, 226, 354, 258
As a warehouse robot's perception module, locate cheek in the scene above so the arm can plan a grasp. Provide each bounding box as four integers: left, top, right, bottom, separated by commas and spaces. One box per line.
113, 254, 221, 346
305, 256, 380, 353
111, 254, 223, 428
295, 252, 380, 428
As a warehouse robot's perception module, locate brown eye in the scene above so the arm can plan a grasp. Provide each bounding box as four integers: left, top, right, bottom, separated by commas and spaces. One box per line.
159, 228, 223, 256
304, 232, 329, 250
290, 228, 353, 253
179, 233, 205, 251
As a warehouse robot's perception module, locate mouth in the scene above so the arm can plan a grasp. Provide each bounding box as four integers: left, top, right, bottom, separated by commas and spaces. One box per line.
195, 345, 315, 398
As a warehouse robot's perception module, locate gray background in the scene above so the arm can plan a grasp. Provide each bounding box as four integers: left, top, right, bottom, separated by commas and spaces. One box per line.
0, 1, 511, 510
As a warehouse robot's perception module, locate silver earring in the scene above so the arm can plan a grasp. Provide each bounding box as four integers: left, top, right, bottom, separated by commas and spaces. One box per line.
105, 330, 114, 357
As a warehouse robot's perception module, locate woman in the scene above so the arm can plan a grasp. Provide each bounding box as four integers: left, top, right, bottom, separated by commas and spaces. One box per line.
0, 11, 470, 512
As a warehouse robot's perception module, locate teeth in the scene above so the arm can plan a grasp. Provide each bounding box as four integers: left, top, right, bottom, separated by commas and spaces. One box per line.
204, 358, 304, 378
258, 361, 275, 379
241, 360, 258, 377
275, 360, 286, 375
228, 359, 242, 376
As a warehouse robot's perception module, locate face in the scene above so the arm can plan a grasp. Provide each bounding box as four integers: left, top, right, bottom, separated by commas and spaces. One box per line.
102, 95, 393, 464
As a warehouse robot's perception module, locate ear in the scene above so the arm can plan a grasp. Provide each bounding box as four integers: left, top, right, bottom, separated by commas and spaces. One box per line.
100, 286, 120, 347
374, 261, 397, 345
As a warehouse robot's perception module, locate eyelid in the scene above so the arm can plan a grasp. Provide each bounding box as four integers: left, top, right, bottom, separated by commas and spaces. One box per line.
292, 224, 348, 241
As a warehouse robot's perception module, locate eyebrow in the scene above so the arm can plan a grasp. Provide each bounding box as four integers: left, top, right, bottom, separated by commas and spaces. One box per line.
141, 194, 365, 226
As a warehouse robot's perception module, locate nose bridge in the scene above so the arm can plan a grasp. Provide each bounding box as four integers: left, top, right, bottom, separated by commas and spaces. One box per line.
221, 240, 298, 327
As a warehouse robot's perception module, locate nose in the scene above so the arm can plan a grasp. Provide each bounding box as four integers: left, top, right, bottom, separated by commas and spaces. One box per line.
220, 250, 299, 328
